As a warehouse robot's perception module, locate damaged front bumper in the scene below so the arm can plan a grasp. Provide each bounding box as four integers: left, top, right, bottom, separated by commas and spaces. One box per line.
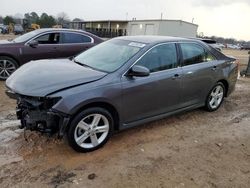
6, 90, 70, 138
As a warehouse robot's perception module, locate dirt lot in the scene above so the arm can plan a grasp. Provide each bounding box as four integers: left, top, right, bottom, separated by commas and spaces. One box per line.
0, 34, 250, 187
222, 49, 249, 71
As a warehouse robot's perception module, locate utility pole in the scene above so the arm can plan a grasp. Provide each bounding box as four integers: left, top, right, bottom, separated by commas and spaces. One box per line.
245, 51, 250, 76
241, 51, 250, 77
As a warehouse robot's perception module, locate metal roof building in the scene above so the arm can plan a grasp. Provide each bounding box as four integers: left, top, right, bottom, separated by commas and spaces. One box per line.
127, 19, 198, 38
69, 19, 198, 38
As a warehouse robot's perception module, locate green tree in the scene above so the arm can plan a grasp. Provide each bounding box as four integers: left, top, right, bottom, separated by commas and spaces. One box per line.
3, 16, 15, 25
24, 12, 39, 24
38, 13, 56, 28
30, 12, 39, 23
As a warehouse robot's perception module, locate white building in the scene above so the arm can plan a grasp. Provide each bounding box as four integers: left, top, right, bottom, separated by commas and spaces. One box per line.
70, 19, 198, 38
127, 19, 198, 38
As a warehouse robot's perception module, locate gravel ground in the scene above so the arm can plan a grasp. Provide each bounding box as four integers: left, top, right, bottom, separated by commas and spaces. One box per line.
0, 34, 250, 187
0, 78, 250, 188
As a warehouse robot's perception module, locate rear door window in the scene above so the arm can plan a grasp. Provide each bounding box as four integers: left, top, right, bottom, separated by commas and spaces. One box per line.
61, 33, 92, 43
180, 43, 215, 66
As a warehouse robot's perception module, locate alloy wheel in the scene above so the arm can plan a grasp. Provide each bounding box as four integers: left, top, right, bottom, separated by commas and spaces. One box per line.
209, 85, 224, 109
0, 59, 17, 79
74, 113, 110, 149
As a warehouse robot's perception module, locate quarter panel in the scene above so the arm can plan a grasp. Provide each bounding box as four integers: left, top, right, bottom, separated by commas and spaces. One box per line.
212, 59, 238, 96
181, 61, 217, 106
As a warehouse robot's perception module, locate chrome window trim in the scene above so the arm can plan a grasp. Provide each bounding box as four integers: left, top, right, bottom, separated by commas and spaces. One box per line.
24, 31, 94, 46
177, 59, 215, 69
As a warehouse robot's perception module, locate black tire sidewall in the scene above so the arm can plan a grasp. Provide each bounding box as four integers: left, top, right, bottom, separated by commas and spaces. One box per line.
67, 107, 114, 152
0, 56, 19, 80
205, 82, 225, 112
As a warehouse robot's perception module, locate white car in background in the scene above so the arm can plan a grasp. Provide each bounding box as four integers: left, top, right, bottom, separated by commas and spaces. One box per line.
217, 43, 225, 48
227, 44, 240, 50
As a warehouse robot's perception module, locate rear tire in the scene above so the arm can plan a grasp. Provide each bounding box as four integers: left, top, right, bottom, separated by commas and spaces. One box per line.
205, 82, 225, 112
0, 56, 18, 80
67, 107, 114, 152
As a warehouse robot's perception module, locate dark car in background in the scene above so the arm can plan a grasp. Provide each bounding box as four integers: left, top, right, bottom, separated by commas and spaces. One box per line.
13, 24, 24, 35
0, 24, 8, 34
6, 36, 238, 152
0, 28, 103, 80
241, 43, 250, 50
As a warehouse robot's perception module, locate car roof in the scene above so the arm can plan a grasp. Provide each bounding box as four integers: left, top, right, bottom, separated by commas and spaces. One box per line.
33, 28, 102, 40
36, 28, 88, 33
116, 35, 229, 60
37, 28, 82, 32
117, 35, 201, 44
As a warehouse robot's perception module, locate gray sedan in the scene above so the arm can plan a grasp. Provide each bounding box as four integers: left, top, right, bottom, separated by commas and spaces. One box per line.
5, 36, 238, 152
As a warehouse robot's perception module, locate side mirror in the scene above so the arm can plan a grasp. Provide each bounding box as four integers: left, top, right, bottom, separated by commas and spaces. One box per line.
28, 40, 39, 48
127, 65, 150, 77
69, 55, 76, 60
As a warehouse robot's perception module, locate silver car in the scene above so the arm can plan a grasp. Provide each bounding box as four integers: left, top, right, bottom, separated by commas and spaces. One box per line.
5, 36, 238, 152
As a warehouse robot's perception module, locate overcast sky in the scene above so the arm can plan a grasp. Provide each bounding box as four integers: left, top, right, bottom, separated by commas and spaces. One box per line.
1, 0, 250, 40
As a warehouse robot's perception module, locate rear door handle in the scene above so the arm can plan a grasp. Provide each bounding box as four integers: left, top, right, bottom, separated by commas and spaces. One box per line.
172, 74, 181, 80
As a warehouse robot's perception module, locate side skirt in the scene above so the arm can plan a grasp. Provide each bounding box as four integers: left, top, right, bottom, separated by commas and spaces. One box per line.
119, 103, 204, 130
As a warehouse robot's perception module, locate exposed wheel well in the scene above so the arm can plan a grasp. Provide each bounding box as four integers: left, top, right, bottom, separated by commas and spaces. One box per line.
69, 102, 120, 132
218, 79, 229, 97
0, 54, 20, 67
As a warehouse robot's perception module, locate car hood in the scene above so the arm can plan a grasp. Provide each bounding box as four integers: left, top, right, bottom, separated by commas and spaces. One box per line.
0, 40, 13, 45
6, 59, 107, 97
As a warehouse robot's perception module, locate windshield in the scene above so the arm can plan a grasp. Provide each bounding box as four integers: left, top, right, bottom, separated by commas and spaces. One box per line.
74, 39, 145, 72
13, 30, 41, 43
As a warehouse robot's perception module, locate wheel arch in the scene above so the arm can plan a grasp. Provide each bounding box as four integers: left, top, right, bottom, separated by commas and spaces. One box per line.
217, 79, 229, 97
68, 101, 120, 132
0, 53, 20, 66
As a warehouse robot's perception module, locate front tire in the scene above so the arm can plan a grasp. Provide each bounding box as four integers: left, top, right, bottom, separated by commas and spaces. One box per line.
0, 56, 18, 80
205, 82, 225, 112
67, 107, 114, 152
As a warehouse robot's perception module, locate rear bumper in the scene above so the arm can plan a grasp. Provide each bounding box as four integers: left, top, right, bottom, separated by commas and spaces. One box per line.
226, 66, 238, 97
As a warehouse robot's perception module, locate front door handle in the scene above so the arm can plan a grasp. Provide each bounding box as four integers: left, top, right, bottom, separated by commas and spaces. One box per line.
172, 74, 181, 80
211, 66, 217, 71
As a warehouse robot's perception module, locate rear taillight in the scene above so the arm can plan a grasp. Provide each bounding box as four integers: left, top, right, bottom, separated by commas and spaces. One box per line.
232, 59, 240, 70
233, 59, 240, 79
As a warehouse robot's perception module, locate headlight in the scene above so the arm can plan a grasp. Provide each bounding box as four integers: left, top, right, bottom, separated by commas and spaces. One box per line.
18, 96, 62, 110
43, 97, 62, 109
